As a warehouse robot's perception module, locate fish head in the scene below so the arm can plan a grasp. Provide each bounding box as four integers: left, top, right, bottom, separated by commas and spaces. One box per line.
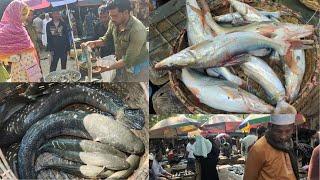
154, 52, 197, 69
274, 24, 314, 40
117, 108, 145, 130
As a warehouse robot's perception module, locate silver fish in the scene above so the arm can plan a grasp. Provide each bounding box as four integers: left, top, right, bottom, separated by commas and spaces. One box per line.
155, 32, 290, 69
240, 55, 285, 104
284, 49, 305, 102
214, 11, 280, 24
186, 0, 243, 85
206, 67, 244, 86
181, 68, 274, 113
228, 0, 271, 22
186, 0, 213, 45
198, 0, 314, 41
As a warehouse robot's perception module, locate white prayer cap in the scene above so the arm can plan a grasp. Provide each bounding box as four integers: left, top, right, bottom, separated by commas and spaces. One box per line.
270, 114, 296, 125
149, 153, 154, 161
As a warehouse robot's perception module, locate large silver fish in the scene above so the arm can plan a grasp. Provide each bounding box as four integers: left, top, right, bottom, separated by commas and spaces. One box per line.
186, 0, 242, 85
198, 0, 314, 40
240, 55, 285, 104
181, 68, 274, 113
284, 49, 306, 102
186, 0, 214, 45
155, 32, 291, 69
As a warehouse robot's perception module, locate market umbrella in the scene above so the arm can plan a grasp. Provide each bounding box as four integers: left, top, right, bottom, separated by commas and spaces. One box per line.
238, 114, 270, 130
201, 115, 242, 133
149, 115, 201, 139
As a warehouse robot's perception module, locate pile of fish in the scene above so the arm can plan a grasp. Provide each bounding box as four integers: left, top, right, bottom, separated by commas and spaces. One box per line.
154, 0, 315, 113
228, 165, 244, 175
45, 70, 81, 82
0, 84, 145, 179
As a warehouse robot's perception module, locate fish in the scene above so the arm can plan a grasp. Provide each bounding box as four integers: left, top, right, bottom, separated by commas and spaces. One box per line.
181, 68, 274, 113
41, 148, 130, 170
82, 113, 145, 154
18, 111, 144, 179
186, 0, 242, 86
214, 11, 280, 24
284, 49, 306, 102
206, 67, 244, 86
186, 0, 214, 45
198, 0, 314, 41
228, 0, 271, 22
38, 164, 115, 178
155, 32, 305, 71
0, 84, 145, 147
240, 55, 286, 104
40, 138, 127, 159
107, 155, 141, 179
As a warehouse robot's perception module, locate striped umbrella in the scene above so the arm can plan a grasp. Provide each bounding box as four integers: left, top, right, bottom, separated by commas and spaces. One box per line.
239, 114, 270, 130
149, 115, 201, 139
201, 115, 243, 134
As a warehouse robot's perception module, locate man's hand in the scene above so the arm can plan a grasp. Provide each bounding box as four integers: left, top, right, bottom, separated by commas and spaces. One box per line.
81, 41, 95, 49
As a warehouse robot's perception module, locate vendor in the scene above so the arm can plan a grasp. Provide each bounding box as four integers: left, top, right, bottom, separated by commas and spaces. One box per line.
152, 151, 173, 179
244, 114, 299, 180
82, 0, 148, 82
186, 138, 196, 172
240, 129, 257, 159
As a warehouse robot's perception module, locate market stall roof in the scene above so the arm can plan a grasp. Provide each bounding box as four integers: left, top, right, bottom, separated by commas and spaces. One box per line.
239, 114, 270, 130
149, 115, 201, 139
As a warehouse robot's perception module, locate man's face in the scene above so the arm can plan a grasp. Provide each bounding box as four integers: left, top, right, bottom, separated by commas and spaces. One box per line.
52, 11, 61, 21
109, 8, 126, 26
99, 12, 110, 23
270, 124, 294, 143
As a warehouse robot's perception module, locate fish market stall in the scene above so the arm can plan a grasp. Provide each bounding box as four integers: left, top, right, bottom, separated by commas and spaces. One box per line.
150, 0, 319, 115
0, 83, 148, 179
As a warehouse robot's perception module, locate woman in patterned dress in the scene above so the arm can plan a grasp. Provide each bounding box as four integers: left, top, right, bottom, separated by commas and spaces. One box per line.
0, 0, 43, 82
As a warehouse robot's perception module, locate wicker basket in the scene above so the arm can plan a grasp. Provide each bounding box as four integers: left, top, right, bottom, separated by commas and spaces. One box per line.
1, 83, 149, 180
166, 1, 319, 114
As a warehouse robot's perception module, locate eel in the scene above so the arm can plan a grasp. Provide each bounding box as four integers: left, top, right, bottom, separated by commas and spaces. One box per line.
18, 111, 145, 179
107, 155, 141, 179
0, 84, 145, 147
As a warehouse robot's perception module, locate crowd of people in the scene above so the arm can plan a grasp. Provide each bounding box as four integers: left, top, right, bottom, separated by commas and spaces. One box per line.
0, 0, 148, 82
149, 114, 319, 180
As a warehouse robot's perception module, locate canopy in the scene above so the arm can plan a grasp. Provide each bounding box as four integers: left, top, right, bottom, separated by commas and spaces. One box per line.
239, 114, 270, 130
150, 115, 201, 139
201, 115, 242, 134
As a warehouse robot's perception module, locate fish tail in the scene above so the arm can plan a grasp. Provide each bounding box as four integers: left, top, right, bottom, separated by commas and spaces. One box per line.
188, 3, 209, 31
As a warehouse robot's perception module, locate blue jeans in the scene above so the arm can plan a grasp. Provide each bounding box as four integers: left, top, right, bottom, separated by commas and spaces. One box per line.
132, 60, 149, 75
